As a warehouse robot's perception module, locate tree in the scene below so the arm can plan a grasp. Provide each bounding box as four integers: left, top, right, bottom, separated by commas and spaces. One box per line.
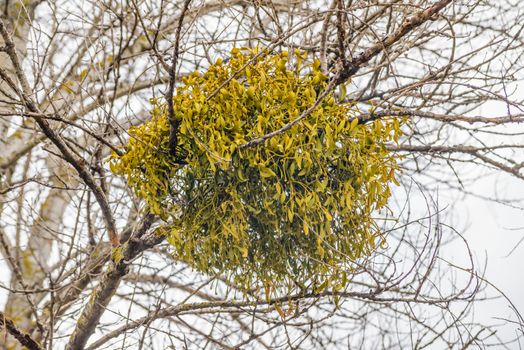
0, 0, 522, 349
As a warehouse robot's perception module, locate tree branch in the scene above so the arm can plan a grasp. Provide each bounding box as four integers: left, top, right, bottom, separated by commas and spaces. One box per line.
337, 0, 453, 83
0, 18, 120, 247
65, 214, 157, 350
0, 312, 42, 350
166, 0, 192, 158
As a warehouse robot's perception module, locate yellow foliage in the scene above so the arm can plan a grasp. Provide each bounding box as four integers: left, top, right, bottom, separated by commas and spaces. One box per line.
110, 47, 403, 295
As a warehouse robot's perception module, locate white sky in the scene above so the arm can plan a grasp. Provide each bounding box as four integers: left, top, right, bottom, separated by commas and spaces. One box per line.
439, 94, 524, 347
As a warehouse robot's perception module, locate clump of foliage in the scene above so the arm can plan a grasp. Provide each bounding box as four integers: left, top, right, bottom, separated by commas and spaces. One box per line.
110, 47, 403, 295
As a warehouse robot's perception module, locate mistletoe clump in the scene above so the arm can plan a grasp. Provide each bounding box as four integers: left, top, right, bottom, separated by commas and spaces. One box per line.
110, 47, 403, 295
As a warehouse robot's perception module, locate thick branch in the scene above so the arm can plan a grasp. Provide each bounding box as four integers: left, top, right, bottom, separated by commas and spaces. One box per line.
65, 215, 157, 350
337, 0, 453, 83
0, 312, 42, 350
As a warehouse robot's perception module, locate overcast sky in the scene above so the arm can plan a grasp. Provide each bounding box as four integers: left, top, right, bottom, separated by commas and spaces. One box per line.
438, 93, 524, 346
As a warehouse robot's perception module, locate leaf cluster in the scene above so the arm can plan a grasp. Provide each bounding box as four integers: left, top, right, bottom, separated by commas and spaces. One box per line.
110, 48, 403, 295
